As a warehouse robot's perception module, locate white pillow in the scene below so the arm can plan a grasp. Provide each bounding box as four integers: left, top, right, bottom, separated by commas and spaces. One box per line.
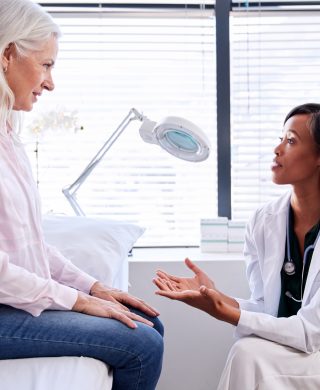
42, 215, 145, 289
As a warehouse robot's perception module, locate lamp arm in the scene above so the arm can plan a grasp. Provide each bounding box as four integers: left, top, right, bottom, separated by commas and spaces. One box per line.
62, 107, 144, 216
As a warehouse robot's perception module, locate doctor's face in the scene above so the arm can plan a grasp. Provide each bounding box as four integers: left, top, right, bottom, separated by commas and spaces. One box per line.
271, 114, 320, 186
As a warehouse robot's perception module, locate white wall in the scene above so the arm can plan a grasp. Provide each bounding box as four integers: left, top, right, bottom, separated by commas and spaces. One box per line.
129, 250, 250, 390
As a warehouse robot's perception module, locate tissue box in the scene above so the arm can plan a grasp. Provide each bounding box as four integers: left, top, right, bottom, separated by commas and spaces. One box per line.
200, 218, 228, 252
228, 220, 246, 252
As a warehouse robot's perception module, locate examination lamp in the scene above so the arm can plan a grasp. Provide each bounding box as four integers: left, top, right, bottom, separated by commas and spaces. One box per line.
62, 107, 210, 216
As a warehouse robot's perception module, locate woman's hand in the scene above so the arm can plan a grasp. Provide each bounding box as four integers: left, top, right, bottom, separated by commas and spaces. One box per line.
90, 281, 159, 317
72, 291, 155, 329
154, 258, 215, 293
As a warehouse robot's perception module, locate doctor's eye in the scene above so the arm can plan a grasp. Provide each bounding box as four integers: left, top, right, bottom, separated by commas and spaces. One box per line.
278, 137, 284, 143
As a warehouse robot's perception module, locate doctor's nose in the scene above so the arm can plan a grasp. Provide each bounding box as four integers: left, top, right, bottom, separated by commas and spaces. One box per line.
274, 141, 283, 156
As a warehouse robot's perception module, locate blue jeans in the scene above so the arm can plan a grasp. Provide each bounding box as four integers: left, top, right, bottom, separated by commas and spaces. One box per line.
0, 305, 164, 390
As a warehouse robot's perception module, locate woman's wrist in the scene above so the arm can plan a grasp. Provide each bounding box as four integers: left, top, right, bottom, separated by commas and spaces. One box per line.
89, 281, 104, 296
72, 291, 90, 311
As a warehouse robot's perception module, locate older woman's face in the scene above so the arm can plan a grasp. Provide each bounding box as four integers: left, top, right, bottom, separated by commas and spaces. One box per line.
3, 35, 58, 111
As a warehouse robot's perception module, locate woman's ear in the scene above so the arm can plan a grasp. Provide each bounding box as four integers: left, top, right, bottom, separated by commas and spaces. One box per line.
2, 43, 14, 72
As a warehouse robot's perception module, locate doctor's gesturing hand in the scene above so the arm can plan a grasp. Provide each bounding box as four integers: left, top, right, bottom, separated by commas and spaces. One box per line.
153, 258, 240, 326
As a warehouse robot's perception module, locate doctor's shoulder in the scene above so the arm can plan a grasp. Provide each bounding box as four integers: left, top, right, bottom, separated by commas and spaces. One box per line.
246, 191, 291, 234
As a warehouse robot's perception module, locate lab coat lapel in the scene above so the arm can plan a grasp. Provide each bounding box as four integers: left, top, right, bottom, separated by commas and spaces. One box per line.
262, 208, 287, 316
303, 240, 320, 305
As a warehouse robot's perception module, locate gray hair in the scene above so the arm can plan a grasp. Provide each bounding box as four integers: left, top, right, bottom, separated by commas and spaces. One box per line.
0, 0, 61, 132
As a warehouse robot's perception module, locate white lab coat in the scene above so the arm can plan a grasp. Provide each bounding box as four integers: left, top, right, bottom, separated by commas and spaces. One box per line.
217, 191, 320, 390
217, 335, 320, 390
235, 190, 320, 353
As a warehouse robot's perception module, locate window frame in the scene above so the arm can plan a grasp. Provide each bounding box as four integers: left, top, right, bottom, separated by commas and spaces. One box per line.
35, 0, 320, 225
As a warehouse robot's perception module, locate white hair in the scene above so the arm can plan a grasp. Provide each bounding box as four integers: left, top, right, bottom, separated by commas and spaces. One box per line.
0, 0, 61, 132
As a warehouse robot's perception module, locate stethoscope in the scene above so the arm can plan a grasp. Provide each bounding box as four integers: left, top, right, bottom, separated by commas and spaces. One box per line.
283, 205, 320, 302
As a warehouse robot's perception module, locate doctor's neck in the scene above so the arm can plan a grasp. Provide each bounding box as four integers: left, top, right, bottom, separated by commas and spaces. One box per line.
291, 186, 320, 225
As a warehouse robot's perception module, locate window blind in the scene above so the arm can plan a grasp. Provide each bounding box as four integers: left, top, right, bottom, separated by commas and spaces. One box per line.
232, 1, 320, 9
23, 3, 217, 247
230, 8, 320, 220
37, 1, 213, 4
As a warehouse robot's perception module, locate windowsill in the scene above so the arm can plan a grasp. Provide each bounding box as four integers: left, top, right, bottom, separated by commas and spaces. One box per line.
130, 247, 245, 262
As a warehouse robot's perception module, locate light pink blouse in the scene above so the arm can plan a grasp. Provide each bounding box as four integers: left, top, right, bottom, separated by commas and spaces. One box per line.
0, 130, 97, 316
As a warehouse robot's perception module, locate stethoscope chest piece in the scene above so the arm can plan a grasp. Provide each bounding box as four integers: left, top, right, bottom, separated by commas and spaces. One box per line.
283, 260, 296, 275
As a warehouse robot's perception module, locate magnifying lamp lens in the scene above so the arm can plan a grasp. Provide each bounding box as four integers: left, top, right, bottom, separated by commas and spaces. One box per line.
138, 114, 210, 161
165, 130, 199, 152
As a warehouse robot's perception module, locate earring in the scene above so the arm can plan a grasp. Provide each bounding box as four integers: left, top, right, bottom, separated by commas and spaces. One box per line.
3, 66, 7, 73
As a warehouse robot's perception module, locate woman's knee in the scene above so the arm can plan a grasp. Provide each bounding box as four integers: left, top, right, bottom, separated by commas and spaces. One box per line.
137, 323, 164, 364
129, 308, 164, 338
110, 324, 164, 389
152, 316, 164, 337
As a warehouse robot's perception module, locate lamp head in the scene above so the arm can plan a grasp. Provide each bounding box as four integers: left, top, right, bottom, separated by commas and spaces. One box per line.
139, 115, 210, 162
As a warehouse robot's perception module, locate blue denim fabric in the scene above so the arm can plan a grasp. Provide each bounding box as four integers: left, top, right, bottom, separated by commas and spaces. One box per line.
0, 305, 164, 390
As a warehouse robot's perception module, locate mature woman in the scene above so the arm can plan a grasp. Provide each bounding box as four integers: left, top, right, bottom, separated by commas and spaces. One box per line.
0, 1, 163, 389
154, 103, 320, 389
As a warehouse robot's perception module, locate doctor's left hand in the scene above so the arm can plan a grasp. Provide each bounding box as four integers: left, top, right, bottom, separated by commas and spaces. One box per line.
90, 281, 160, 317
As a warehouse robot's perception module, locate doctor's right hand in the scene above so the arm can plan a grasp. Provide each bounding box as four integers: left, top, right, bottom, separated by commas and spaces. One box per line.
72, 291, 154, 329
154, 258, 216, 293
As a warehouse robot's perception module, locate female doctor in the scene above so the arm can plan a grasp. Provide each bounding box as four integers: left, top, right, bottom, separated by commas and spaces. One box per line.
153, 103, 320, 389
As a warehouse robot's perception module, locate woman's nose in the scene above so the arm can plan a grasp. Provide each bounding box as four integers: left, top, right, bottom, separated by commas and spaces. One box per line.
42, 75, 55, 92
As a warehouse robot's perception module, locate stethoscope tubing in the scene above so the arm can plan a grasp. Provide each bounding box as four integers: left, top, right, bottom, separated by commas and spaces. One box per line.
284, 201, 320, 302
